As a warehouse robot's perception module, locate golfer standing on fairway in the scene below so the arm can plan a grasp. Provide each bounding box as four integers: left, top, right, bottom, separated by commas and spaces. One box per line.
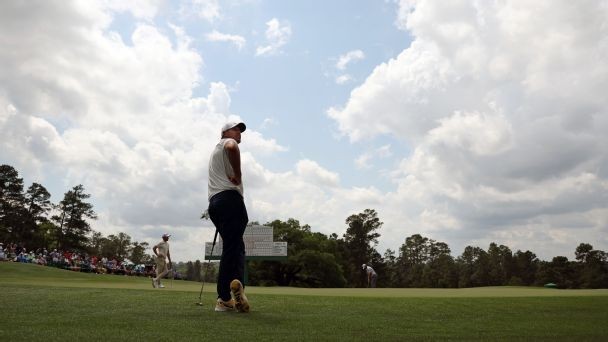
152, 233, 172, 288
362, 264, 377, 288
207, 121, 250, 313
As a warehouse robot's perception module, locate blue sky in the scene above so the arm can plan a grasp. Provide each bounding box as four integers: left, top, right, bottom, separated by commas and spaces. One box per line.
106, 0, 415, 192
168, 0, 413, 189
107, 1, 411, 187
1, 0, 607, 262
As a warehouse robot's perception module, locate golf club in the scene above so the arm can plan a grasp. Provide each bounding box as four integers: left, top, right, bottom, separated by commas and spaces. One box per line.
196, 228, 218, 306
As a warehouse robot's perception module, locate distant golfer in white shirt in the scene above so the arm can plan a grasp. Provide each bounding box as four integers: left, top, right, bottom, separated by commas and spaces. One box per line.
362, 264, 377, 288
152, 233, 172, 288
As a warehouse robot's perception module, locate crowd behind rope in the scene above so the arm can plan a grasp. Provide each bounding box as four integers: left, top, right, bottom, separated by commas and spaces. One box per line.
0, 241, 179, 278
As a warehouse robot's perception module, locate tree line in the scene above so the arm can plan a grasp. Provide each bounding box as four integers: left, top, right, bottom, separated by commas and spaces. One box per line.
246, 212, 608, 289
3, 164, 606, 288
0, 164, 152, 264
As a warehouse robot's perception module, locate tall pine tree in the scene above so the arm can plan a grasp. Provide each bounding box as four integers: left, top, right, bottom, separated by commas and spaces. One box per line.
343, 209, 382, 287
52, 184, 97, 250
0, 164, 27, 242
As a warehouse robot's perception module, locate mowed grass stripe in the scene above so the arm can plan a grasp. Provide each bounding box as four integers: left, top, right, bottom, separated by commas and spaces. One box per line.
1, 263, 608, 340
1, 284, 607, 341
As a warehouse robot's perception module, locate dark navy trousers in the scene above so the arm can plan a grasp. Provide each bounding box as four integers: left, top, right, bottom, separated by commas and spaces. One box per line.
208, 190, 248, 301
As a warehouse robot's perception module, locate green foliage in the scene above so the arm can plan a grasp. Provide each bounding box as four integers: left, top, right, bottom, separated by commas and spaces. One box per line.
101, 233, 132, 259
247, 218, 346, 287
0, 165, 148, 263
246, 216, 607, 289
187, 260, 217, 282
396, 234, 456, 288
575, 243, 594, 262
1, 166, 55, 245
536, 256, 578, 288
130, 241, 151, 264
36, 221, 61, 249
3, 164, 607, 289
193, 260, 202, 281
487, 243, 514, 285
381, 248, 399, 287
51, 184, 97, 250
186, 261, 195, 280
575, 243, 608, 288
23, 183, 53, 246
292, 250, 346, 287
512, 250, 538, 285
342, 209, 382, 287
0, 164, 27, 242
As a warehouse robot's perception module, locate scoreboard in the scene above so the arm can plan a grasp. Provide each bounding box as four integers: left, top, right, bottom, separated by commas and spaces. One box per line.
205, 225, 288, 259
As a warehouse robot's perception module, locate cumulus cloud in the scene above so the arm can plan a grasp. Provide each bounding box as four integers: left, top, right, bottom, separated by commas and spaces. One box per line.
394, 0, 415, 31
296, 159, 340, 188
329, 0, 608, 257
335, 74, 353, 85
206, 30, 246, 50
247, 160, 384, 243
181, 0, 221, 22
428, 110, 513, 156
104, 0, 160, 20
333, 50, 365, 85
2, 0, 607, 262
259, 117, 277, 130
336, 49, 365, 70
354, 154, 372, 170
256, 18, 292, 56
242, 130, 288, 156
355, 145, 392, 169
0, 1, 286, 261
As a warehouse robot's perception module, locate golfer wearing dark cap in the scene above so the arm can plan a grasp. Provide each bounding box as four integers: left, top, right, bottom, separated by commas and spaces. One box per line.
152, 233, 172, 288
207, 121, 250, 312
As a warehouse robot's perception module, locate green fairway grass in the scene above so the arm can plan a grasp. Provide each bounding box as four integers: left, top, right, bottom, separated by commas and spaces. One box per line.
1, 263, 608, 341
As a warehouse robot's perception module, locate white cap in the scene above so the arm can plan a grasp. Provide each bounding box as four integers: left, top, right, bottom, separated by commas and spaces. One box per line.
362, 264, 366, 270
221, 122, 246, 134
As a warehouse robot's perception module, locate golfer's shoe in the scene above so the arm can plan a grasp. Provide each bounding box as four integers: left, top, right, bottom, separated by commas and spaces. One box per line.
230, 279, 250, 313
151, 278, 157, 288
158, 283, 165, 288
214, 298, 235, 312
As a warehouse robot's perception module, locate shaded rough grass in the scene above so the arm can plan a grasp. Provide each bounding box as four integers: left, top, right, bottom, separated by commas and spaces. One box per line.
1, 262, 608, 341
